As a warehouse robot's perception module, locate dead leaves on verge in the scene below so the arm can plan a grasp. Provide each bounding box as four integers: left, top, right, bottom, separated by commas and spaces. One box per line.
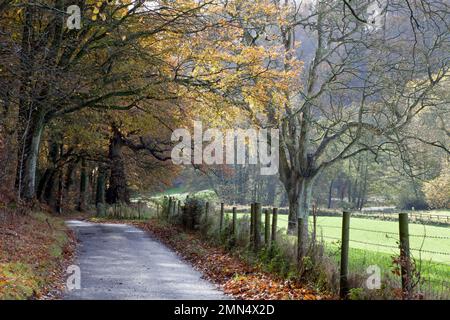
0, 212, 76, 299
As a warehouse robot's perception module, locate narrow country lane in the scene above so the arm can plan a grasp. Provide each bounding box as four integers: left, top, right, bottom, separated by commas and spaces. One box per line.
64, 220, 229, 300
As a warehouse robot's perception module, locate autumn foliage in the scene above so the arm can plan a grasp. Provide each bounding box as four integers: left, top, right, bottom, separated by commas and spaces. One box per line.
423, 169, 450, 209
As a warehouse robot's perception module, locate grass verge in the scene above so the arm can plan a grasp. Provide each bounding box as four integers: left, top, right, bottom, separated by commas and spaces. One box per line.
0, 211, 76, 300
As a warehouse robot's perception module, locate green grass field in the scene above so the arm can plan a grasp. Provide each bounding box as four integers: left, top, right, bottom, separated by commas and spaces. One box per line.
311, 216, 449, 294
229, 213, 450, 263
277, 215, 450, 264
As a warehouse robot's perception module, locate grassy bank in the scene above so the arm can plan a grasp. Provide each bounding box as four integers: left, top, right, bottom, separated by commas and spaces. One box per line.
0, 212, 75, 300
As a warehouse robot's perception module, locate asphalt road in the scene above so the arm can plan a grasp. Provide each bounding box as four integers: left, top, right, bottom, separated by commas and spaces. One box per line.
64, 220, 228, 300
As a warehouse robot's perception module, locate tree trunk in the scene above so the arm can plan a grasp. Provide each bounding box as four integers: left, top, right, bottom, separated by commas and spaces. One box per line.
237, 166, 247, 204
90, 169, 97, 204
15, 109, 46, 201
286, 177, 314, 235
37, 140, 59, 204
64, 160, 77, 197
106, 125, 130, 204
347, 179, 352, 203
15, 4, 37, 201
55, 161, 64, 214
359, 162, 369, 210
36, 168, 53, 201
340, 182, 345, 202
96, 165, 106, 216
15, 2, 64, 202
77, 158, 88, 211
43, 169, 57, 207
284, 177, 314, 266
266, 179, 277, 205
352, 178, 359, 207
287, 187, 299, 233
328, 179, 334, 209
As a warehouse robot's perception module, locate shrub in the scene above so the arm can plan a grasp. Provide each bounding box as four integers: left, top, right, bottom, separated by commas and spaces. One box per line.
397, 193, 428, 210
234, 216, 251, 248
193, 190, 218, 202
182, 197, 206, 230
258, 241, 297, 279
423, 171, 450, 209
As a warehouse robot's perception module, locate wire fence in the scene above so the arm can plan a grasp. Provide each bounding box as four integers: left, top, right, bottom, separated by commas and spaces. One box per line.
312, 214, 450, 299
223, 204, 450, 227
218, 206, 450, 263
316, 224, 450, 259
155, 197, 449, 299
244, 205, 449, 297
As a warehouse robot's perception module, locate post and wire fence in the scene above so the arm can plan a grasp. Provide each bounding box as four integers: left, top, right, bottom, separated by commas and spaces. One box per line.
317, 212, 450, 299
155, 196, 449, 299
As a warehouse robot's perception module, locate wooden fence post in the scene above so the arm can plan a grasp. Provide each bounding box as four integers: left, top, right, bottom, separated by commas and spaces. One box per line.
271, 208, 278, 244
399, 213, 412, 299
232, 207, 237, 239
264, 209, 270, 246
253, 203, 261, 252
254, 203, 262, 252
339, 211, 351, 299
219, 203, 224, 233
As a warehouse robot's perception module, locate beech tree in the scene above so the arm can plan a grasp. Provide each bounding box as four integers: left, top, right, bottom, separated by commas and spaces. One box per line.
1, 0, 219, 201
1, 0, 291, 209
0, 1, 205, 202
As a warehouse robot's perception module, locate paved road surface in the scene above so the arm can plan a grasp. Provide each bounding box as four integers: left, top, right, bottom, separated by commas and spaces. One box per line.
64, 220, 228, 300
